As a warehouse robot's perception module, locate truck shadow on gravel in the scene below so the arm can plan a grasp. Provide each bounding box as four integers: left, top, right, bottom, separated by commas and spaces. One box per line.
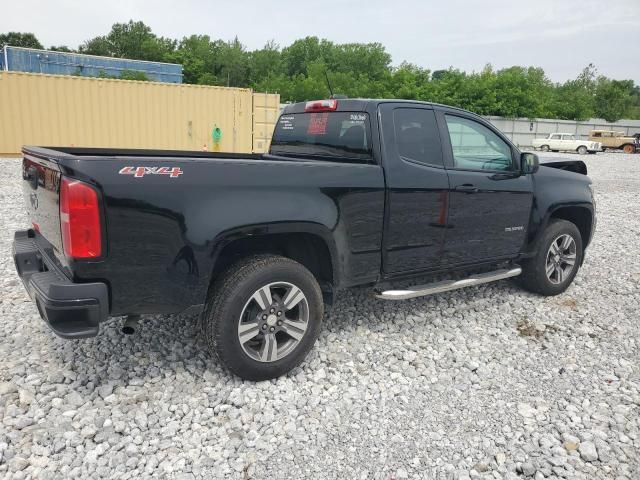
42, 277, 571, 389
44, 312, 219, 390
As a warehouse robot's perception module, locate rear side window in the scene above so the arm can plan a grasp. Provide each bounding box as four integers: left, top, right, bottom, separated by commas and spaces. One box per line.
270, 112, 372, 162
393, 108, 443, 167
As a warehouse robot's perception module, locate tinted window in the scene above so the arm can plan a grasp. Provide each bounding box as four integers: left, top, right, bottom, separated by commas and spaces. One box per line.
444, 115, 513, 171
393, 108, 443, 167
270, 112, 372, 162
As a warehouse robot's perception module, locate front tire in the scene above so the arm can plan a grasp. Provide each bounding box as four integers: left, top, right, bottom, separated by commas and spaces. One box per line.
577, 146, 587, 155
203, 255, 323, 380
517, 219, 583, 296
540, 145, 550, 152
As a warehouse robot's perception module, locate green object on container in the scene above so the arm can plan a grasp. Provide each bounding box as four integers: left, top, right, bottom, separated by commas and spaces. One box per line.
212, 126, 222, 144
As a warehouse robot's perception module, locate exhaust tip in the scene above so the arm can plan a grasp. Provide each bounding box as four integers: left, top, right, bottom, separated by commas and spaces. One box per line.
121, 315, 140, 335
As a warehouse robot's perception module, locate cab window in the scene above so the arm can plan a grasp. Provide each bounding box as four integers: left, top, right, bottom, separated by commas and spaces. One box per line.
393, 108, 443, 167
444, 115, 513, 171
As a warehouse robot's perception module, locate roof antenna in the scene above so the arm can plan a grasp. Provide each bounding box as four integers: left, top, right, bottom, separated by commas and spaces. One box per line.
324, 70, 334, 98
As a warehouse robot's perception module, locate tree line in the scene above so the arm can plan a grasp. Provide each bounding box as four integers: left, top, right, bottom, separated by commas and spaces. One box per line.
2, 22, 639, 122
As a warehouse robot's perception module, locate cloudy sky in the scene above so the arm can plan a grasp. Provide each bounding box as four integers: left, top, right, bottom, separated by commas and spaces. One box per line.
2, 0, 639, 83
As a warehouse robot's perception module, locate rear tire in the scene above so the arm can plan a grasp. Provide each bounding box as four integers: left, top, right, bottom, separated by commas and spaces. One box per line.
202, 255, 323, 380
517, 219, 583, 296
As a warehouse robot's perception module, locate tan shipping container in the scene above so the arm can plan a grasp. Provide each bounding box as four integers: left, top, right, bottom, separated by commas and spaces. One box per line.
0, 71, 279, 156
252, 91, 281, 153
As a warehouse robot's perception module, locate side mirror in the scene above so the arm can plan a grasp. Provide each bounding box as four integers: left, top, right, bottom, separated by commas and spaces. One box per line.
521, 152, 539, 174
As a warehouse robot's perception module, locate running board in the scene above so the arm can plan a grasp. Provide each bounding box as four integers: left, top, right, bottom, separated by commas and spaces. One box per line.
375, 267, 522, 300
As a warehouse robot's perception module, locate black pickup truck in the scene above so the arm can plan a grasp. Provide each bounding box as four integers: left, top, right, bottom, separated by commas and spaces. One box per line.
13, 99, 596, 380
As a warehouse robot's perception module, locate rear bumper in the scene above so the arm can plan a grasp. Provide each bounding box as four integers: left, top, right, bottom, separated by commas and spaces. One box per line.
12, 230, 108, 339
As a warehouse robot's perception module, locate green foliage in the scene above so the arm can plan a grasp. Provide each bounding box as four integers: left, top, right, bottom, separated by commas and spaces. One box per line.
594, 79, 634, 122
96, 69, 149, 81
49, 45, 73, 52
0, 32, 43, 49
79, 21, 174, 62
119, 70, 150, 81
4, 24, 640, 120
551, 80, 595, 121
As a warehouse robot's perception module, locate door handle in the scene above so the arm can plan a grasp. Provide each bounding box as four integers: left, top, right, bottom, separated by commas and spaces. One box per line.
454, 184, 478, 193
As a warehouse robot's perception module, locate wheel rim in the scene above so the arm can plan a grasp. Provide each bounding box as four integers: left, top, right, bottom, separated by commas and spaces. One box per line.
237, 282, 309, 363
578, 146, 587, 154
545, 234, 577, 285
541, 145, 550, 152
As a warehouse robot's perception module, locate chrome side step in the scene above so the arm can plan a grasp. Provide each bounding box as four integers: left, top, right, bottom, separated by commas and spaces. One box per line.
375, 267, 522, 300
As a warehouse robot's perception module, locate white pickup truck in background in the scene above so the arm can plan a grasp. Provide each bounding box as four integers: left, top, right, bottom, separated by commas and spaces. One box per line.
532, 133, 601, 155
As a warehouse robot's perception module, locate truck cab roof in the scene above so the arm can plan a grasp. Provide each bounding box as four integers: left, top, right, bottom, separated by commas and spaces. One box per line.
281, 98, 485, 119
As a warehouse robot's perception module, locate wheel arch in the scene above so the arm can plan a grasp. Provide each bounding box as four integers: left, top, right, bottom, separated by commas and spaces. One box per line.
548, 205, 594, 252
208, 222, 339, 304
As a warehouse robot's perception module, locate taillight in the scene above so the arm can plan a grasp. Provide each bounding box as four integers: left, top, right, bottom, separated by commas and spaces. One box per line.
60, 176, 102, 258
304, 99, 338, 112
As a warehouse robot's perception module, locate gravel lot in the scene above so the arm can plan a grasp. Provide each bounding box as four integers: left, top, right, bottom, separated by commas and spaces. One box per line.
0, 152, 638, 480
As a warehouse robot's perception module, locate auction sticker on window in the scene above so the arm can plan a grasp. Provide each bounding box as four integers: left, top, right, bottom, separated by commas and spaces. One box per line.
279, 115, 295, 131
307, 112, 330, 135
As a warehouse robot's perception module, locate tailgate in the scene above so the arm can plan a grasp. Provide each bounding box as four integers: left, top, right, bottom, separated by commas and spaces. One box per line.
21, 153, 64, 255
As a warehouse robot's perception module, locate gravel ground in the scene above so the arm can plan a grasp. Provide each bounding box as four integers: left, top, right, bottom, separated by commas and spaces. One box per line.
0, 152, 638, 480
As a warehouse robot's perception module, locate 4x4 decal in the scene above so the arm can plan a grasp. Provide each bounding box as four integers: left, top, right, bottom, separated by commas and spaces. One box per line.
119, 166, 184, 178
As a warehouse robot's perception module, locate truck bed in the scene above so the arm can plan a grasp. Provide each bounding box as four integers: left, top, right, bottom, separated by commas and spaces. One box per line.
36, 146, 267, 161
20, 145, 385, 316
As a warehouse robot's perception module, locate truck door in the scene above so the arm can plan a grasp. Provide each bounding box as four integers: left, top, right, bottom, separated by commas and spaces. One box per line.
379, 103, 450, 274
435, 109, 533, 265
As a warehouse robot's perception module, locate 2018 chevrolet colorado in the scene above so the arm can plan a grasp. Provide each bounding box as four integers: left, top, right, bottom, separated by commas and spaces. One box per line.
13, 99, 596, 380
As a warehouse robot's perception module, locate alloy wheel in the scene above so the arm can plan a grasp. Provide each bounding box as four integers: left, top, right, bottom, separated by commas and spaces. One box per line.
237, 282, 309, 362
545, 234, 577, 284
